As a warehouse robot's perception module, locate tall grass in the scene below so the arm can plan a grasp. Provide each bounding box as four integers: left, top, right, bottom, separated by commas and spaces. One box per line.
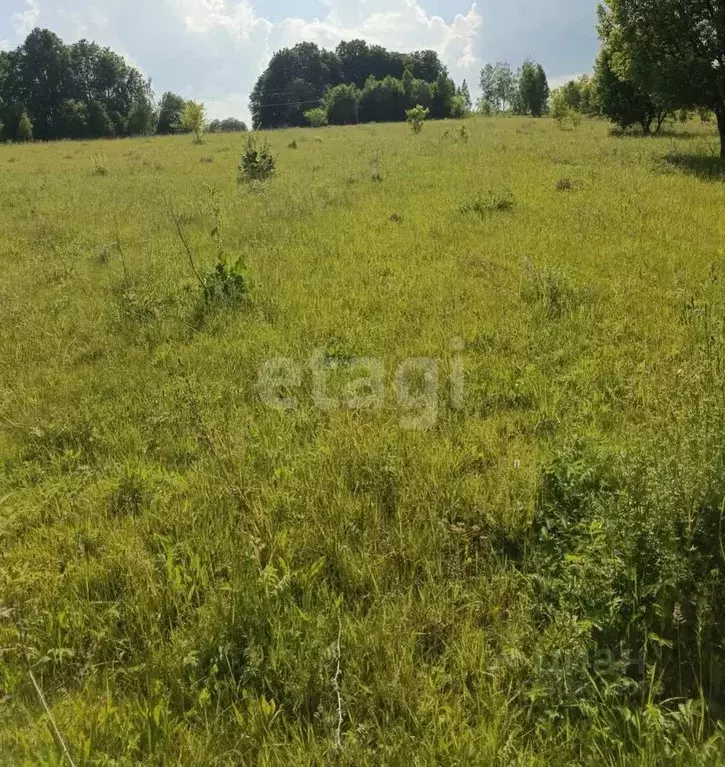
1, 117, 725, 764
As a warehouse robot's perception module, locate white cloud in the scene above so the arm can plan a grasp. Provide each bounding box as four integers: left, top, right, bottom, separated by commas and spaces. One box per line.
11, 0, 39, 37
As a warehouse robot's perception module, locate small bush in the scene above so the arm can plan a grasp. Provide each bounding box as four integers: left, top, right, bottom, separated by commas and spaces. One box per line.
238, 134, 276, 184
288, 140, 298, 149
406, 104, 429, 134
304, 108, 328, 128
16, 111, 33, 142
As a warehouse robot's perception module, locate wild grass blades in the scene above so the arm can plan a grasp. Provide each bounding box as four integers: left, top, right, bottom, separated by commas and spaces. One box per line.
1, 116, 725, 764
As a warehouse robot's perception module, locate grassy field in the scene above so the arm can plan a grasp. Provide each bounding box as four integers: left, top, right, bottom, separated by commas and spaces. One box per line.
2, 116, 725, 765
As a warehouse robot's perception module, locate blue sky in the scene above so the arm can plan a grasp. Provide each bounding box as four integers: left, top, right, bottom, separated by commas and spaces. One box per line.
0, 0, 600, 121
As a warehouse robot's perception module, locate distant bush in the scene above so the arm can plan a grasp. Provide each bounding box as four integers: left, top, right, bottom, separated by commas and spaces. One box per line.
406, 104, 429, 134
16, 111, 33, 142
550, 90, 571, 128
305, 108, 328, 128
450, 94, 470, 119
238, 134, 276, 183
208, 117, 247, 133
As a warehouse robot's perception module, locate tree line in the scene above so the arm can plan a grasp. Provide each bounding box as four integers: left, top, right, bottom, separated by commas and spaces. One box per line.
250, 40, 477, 129
0, 28, 246, 142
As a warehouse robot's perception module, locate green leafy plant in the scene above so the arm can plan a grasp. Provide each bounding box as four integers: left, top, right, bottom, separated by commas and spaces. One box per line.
180, 100, 207, 144
172, 185, 249, 311
238, 134, 276, 184
406, 104, 429, 134
304, 108, 328, 128
16, 110, 33, 142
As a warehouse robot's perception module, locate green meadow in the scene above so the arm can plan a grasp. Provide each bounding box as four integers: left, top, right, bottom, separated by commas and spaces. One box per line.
2, 116, 725, 764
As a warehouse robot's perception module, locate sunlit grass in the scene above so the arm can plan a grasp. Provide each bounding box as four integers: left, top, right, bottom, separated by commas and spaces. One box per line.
1, 116, 725, 764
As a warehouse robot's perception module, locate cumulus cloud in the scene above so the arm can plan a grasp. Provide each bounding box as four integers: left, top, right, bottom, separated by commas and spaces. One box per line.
11, 0, 39, 37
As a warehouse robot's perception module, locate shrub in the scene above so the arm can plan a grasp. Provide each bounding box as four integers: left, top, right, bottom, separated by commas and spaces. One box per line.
450, 94, 470, 119
550, 89, 582, 129
304, 108, 328, 128
550, 90, 570, 127
16, 111, 33, 142
238, 134, 276, 184
406, 104, 429, 134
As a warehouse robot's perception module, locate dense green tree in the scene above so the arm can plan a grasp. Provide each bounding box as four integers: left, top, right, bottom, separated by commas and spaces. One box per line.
7, 28, 72, 139
220, 117, 247, 132
87, 100, 115, 137
251, 40, 446, 129
158, 92, 186, 134
359, 75, 406, 123
250, 42, 339, 129
518, 60, 549, 117
59, 99, 88, 137
560, 75, 598, 116
431, 69, 456, 119
403, 50, 443, 83
410, 79, 434, 112
594, 44, 670, 134
598, 0, 725, 157
126, 84, 157, 136
0, 28, 154, 141
324, 83, 360, 125
336, 40, 405, 88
